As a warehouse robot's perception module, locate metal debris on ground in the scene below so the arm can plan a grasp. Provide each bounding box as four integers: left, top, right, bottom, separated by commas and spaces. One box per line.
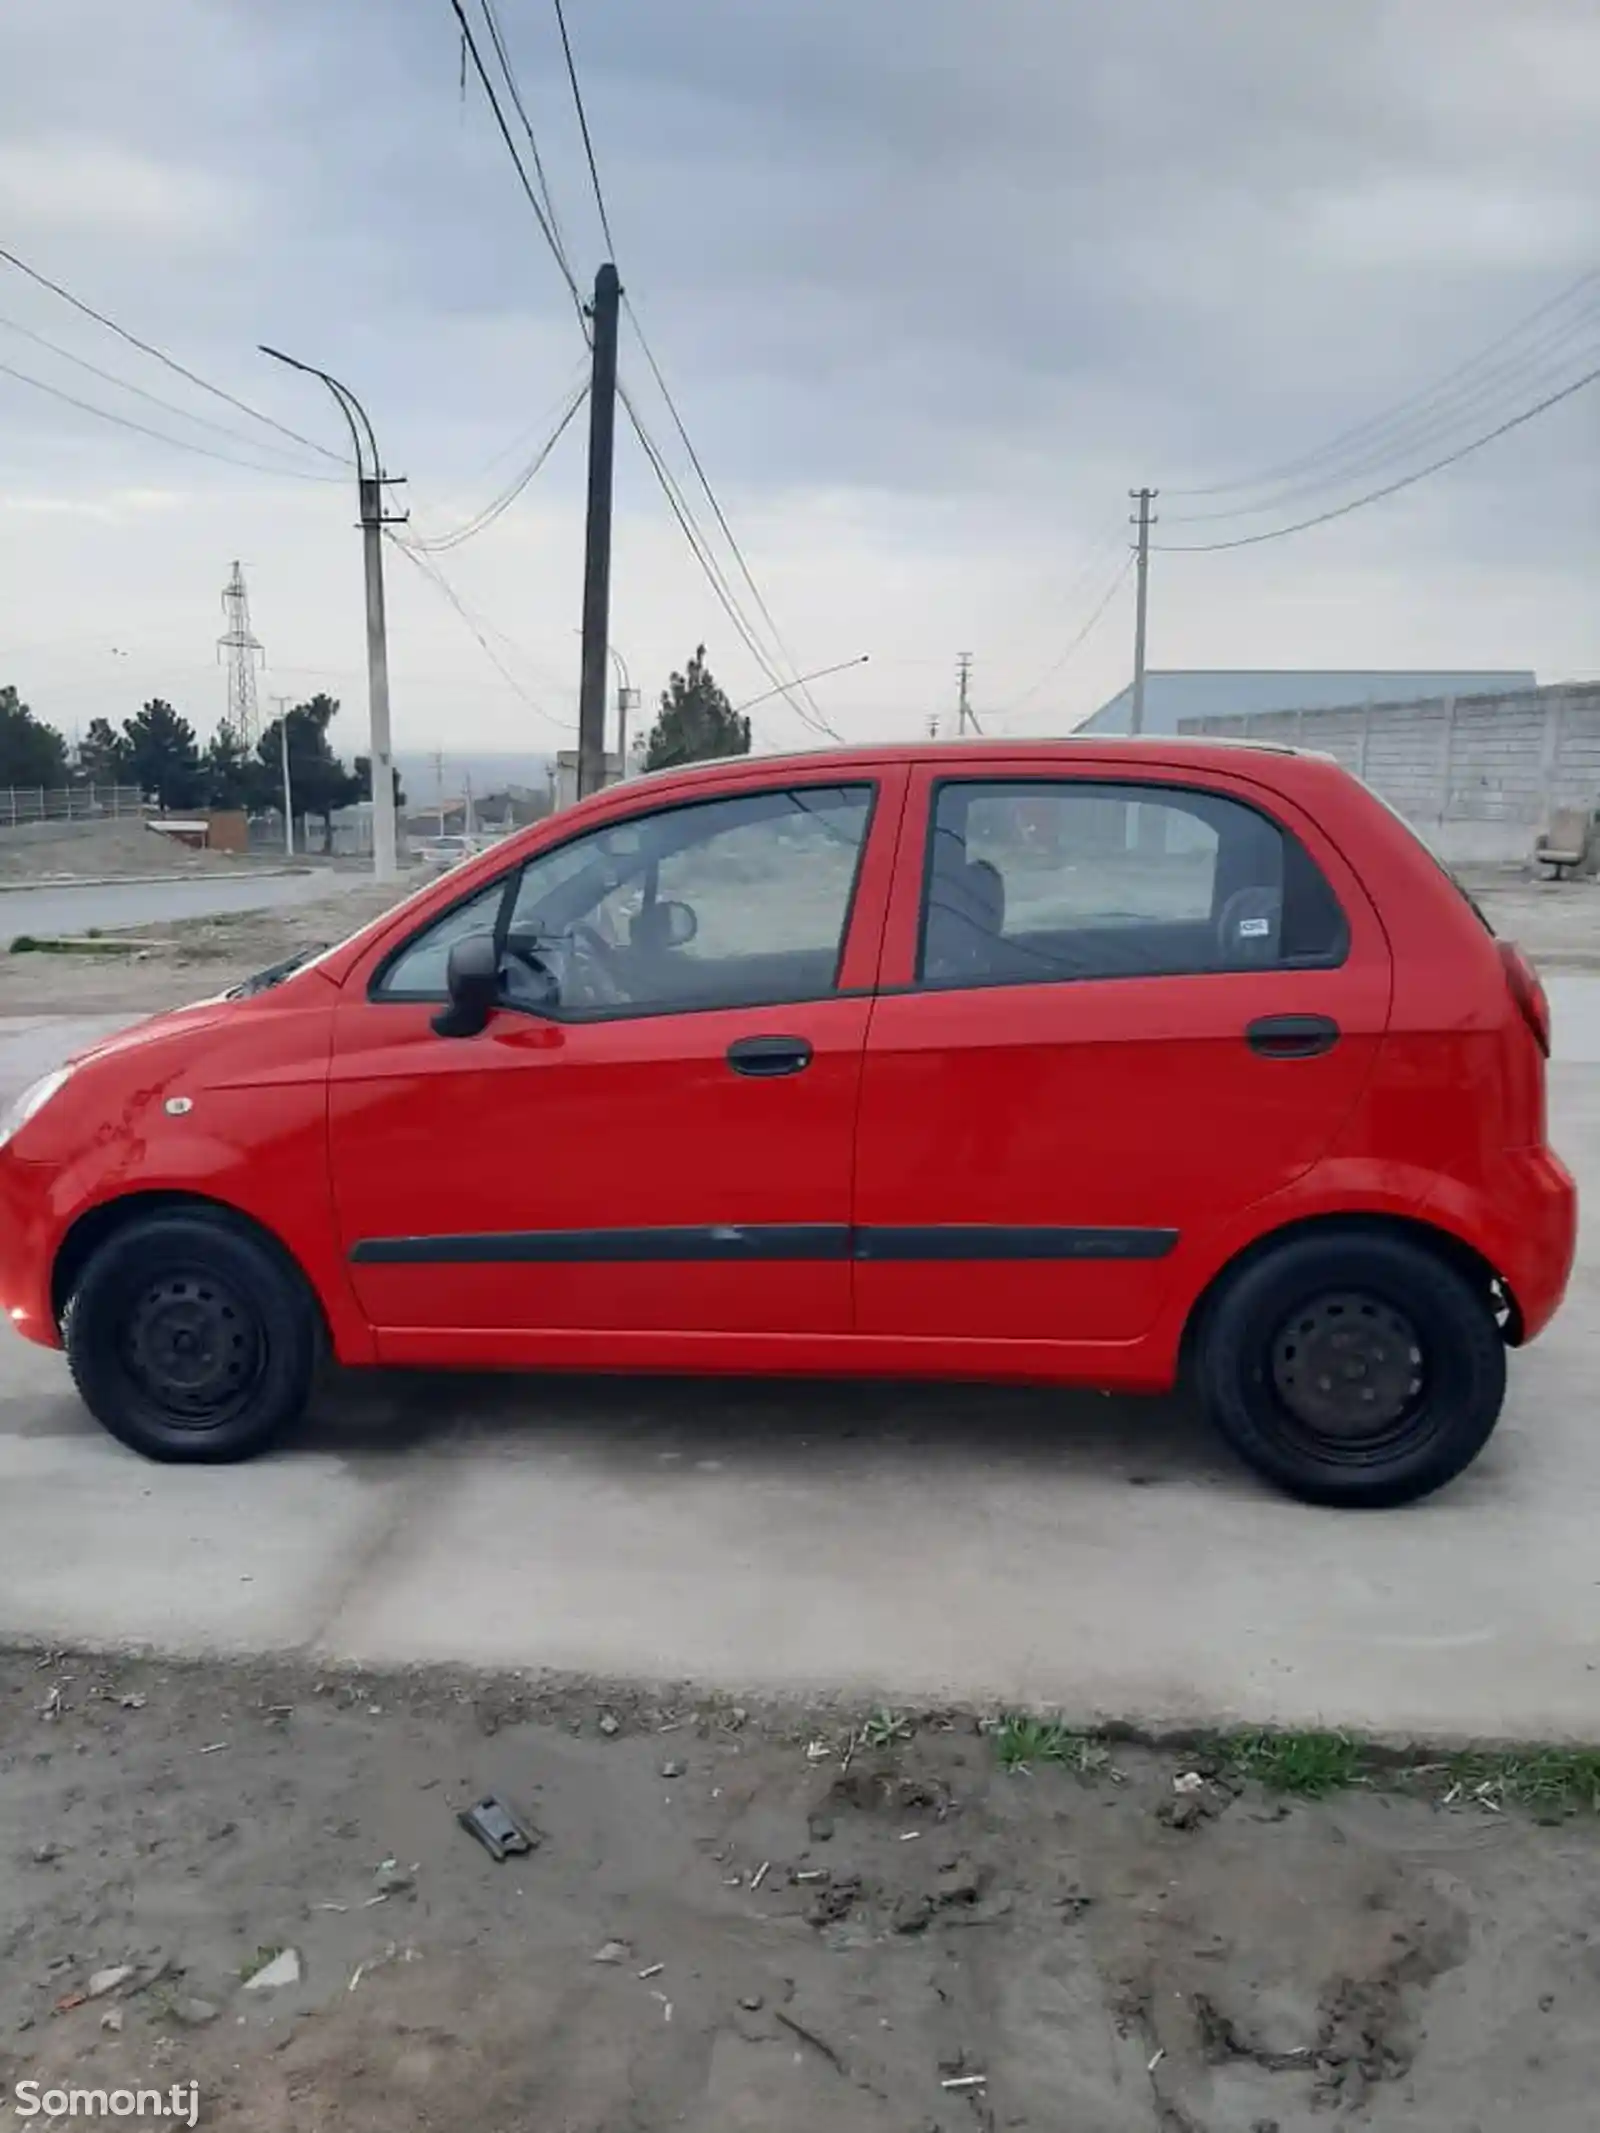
1173, 1771, 1205, 1795
638, 1963, 665, 1980
591, 1942, 630, 1965
749, 1860, 771, 1891
456, 1796, 536, 1861
598, 1712, 621, 1737
660, 1759, 686, 1779
940, 2074, 988, 2091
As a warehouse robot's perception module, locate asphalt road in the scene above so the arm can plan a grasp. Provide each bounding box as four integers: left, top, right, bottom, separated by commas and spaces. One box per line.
0, 999, 1596, 1737
0, 867, 369, 938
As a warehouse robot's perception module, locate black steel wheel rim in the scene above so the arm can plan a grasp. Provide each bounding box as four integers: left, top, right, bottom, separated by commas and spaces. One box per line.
121, 1266, 265, 1429
1267, 1289, 1429, 1464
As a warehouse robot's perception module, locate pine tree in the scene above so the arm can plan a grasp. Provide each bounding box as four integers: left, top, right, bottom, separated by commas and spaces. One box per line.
642, 647, 750, 773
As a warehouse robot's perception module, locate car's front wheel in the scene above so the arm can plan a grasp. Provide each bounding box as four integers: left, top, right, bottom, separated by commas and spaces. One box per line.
1195, 1227, 1507, 1507
64, 1210, 317, 1462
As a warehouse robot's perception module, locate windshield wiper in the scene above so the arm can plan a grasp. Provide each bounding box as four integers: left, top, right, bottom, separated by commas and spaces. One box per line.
226, 946, 325, 999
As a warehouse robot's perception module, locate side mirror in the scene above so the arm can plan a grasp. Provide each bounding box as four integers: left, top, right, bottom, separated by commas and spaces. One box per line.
658, 899, 698, 947
431, 932, 500, 1038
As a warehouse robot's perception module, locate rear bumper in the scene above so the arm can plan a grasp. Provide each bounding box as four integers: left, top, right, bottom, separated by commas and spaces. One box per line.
1454, 1145, 1577, 1344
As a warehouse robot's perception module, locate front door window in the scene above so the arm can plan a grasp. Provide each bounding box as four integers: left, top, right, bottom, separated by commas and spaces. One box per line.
374, 783, 875, 1019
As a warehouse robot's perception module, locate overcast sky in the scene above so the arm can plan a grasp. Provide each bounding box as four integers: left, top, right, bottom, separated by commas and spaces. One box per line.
0, 0, 1596, 771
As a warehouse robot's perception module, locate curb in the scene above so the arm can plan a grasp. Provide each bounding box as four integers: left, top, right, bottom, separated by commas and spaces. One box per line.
0, 868, 315, 893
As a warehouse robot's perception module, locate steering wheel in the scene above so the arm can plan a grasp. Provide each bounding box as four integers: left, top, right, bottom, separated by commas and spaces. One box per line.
563, 920, 631, 1006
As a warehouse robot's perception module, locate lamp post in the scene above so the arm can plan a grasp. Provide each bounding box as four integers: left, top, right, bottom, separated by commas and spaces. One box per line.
259, 346, 403, 882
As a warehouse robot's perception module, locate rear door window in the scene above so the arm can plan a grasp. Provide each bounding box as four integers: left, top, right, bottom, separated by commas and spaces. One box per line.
918, 778, 1347, 987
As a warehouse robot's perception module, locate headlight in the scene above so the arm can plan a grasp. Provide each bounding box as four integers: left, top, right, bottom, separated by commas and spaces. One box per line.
0, 1065, 75, 1151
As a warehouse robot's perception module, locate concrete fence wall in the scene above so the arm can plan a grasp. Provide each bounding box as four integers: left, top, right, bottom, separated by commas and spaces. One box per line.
1180, 684, 1600, 864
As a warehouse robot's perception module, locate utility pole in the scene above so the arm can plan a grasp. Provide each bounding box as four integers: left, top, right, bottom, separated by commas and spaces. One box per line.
577, 264, 622, 800
617, 681, 639, 781
1129, 487, 1157, 736
433, 748, 446, 836
259, 346, 405, 881
270, 693, 294, 858
956, 652, 974, 735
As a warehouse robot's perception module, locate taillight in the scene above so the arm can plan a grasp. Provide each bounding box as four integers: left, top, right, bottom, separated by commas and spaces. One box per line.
1499, 940, 1550, 1057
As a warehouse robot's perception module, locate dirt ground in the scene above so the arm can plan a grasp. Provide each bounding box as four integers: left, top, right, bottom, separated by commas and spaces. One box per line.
1, 1650, 1597, 2133
0, 881, 415, 1017
0, 822, 293, 884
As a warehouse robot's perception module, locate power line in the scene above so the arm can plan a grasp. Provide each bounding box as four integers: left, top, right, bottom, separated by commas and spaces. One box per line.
551, 0, 618, 258
996, 529, 1128, 713
446, 0, 830, 741
0, 355, 347, 481
1155, 360, 1600, 554
479, 0, 579, 287
623, 299, 831, 733
619, 385, 842, 742
410, 383, 588, 552
0, 308, 337, 470
387, 532, 573, 732
1165, 296, 1600, 525
1000, 555, 1135, 723
0, 242, 349, 466
446, 0, 583, 315
1166, 265, 1600, 502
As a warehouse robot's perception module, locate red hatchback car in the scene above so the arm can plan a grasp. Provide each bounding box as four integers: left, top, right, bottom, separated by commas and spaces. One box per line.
0, 738, 1575, 1505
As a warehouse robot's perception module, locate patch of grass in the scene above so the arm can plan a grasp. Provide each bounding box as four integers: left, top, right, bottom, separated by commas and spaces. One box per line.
1220, 1729, 1369, 1798
992, 1715, 1110, 1778
860, 1707, 915, 1750
1440, 1748, 1600, 1817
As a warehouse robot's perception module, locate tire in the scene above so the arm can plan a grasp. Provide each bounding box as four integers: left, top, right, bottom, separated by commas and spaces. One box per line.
1195, 1228, 1506, 1508
64, 1211, 317, 1463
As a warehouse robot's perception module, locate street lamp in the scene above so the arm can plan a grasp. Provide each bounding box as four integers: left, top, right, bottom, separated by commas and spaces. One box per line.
732, 655, 870, 720
259, 345, 402, 882
571, 631, 639, 781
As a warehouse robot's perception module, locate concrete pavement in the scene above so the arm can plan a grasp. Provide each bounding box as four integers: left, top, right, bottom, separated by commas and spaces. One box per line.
0, 867, 369, 939
0, 1010, 1596, 1738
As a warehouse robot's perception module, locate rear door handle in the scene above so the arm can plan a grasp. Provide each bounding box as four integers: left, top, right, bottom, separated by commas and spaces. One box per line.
726, 1035, 814, 1077
1246, 1013, 1341, 1059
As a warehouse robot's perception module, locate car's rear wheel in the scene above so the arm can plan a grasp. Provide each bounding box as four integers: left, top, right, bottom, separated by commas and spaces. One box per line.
1195, 1228, 1506, 1507
64, 1211, 317, 1463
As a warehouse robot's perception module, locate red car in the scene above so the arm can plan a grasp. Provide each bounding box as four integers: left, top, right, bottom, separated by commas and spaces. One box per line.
0, 739, 1574, 1505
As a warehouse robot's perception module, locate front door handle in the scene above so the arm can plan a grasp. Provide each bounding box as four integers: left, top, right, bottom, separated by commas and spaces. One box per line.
726, 1035, 813, 1078
1246, 1013, 1341, 1059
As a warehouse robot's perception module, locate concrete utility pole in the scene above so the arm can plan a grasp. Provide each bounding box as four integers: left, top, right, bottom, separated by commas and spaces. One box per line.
577, 264, 622, 800
270, 693, 294, 858
956, 652, 974, 735
259, 345, 404, 881
604, 642, 637, 785
1129, 487, 1157, 736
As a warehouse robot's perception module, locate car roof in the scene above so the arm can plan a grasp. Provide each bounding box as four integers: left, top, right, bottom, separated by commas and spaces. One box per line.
638, 733, 1306, 783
